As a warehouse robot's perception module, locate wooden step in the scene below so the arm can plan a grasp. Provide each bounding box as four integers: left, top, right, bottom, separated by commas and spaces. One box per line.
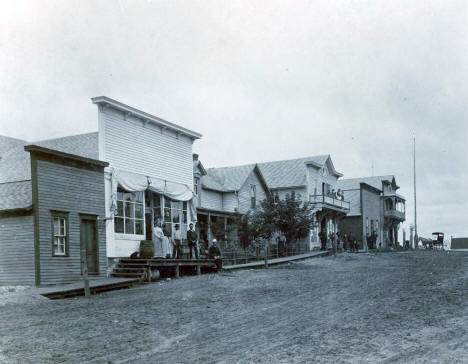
111, 272, 145, 279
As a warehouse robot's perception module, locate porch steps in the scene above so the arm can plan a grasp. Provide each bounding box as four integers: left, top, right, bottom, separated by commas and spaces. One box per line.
110, 259, 149, 280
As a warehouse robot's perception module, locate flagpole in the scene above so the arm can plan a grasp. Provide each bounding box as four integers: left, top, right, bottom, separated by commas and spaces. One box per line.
413, 137, 418, 249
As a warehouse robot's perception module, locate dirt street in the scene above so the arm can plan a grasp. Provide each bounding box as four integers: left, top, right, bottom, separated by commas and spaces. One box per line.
1, 251, 467, 363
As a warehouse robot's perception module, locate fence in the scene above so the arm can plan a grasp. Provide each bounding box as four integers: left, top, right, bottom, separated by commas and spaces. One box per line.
218, 239, 312, 266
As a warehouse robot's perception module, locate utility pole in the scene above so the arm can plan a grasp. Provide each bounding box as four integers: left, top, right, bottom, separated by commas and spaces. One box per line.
413, 137, 418, 249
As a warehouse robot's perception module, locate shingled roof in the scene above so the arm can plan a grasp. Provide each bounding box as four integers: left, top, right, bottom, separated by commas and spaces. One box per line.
206, 164, 258, 191
0, 132, 99, 211
337, 175, 396, 191
0, 180, 32, 211
257, 155, 333, 189
0, 136, 28, 157
0, 132, 98, 184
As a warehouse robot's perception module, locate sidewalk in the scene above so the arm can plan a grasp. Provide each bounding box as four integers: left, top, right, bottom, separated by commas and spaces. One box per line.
223, 250, 329, 270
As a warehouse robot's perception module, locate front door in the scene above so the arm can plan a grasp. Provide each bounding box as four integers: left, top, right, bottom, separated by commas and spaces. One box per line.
80, 218, 99, 274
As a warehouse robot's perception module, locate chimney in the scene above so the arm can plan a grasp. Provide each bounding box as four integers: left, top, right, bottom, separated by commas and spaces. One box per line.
193, 153, 199, 161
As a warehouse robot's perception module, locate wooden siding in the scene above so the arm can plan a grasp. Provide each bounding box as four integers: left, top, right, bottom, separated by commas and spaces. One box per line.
273, 187, 307, 202
36, 160, 106, 285
342, 189, 361, 216
361, 187, 382, 247
0, 214, 35, 285
100, 107, 194, 186
200, 188, 223, 211
222, 192, 238, 212
238, 170, 268, 213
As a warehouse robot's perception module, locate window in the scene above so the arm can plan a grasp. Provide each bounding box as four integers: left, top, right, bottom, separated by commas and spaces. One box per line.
250, 184, 257, 209
194, 177, 200, 195
52, 213, 68, 256
114, 188, 145, 235
366, 217, 369, 235
150, 192, 188, 239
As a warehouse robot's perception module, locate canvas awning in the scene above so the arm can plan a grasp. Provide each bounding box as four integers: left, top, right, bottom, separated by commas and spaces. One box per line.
111, 168, 197, 221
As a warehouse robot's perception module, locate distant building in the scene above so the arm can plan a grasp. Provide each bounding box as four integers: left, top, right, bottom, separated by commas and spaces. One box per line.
337, 175, 406, 249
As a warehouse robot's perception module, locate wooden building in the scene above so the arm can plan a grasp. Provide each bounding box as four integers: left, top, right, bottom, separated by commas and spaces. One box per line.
257, 156, 350, 250
193, 154, 270, 248
0, 139, 108, 285
91, 97, 202, 263
337, 175, 406, 249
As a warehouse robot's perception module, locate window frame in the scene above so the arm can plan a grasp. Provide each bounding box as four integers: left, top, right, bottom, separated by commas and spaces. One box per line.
114, 188, 145, 238
250, 184, 257, 209
194, 177, 200, 195
51, 211, 70, 257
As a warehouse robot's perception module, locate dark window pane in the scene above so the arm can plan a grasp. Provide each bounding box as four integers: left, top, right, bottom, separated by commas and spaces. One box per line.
135, 203, 144, 219
125, 218, 135, 234
164, 196, 171, 207
153, 193, 161, 207
153, 207, 162, 221
135, 220, 144, 235
117, 201, 123, 217
183, 202, 187, 211
172, 210, 180, 224
164, 208, 171, 222
117, 191, 123, 200
125, 202, 134, 218
183, 210, 187, 224
125, 192, 134, 202
115, 217, 124, 233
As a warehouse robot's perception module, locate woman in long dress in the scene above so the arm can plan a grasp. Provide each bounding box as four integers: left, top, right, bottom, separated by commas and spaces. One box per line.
152, 220, 165, 257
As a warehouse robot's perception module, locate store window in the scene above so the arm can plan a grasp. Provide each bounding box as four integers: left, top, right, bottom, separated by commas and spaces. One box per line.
154, 194, 188, 239
114, 188, 145, 235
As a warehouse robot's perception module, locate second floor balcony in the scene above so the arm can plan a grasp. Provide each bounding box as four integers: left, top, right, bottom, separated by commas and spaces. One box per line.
309, 194, 350, 212
384, 209, 405, 221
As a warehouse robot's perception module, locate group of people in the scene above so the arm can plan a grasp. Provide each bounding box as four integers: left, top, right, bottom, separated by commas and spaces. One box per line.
319, 230, 361, 252
328, 188, 345, 201
151, 220, 221, 260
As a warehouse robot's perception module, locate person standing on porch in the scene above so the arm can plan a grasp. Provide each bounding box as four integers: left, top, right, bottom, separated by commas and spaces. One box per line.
173, 224, 183, 259
319, 230, 328, 251
152, 219, 164, 257
187, 223, 199, 259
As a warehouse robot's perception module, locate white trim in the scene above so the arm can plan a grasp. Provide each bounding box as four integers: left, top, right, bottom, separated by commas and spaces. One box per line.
92, 96, 202, 140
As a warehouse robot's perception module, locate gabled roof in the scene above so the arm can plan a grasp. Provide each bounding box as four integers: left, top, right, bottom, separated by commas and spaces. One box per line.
337, 175, 397, 191
202, 163, 271, 195
0, 136, 28, 157
257, 155, 341, 189
207, 164, 257, 191
0, 132, 98, 184
0, 180, 32, 211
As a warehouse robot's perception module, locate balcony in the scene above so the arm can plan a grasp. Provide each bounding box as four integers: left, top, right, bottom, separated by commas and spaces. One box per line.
384, 209, 405, 221
309, 194, 350, 212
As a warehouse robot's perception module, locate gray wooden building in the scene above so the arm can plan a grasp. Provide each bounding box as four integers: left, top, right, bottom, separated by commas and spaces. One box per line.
0, 135, 108, 285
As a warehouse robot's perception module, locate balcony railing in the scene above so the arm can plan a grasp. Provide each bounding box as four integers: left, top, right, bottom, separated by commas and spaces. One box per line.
309, 194, 350, 211
384, 209, 405, 220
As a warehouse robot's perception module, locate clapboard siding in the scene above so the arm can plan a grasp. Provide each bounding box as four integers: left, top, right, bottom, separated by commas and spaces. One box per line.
238, 170, 268, 213
36, 160, 106, 285
0, 214, 35, 285
361, 187, 381, 246
200, 189, 223, 211
342, 189, 361, 216
101, 109, 193, 186
222, 192, 238, 212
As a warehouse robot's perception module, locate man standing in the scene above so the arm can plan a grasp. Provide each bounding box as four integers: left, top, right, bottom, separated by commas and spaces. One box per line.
319, 230, 328, 251
187, 223, 199, 259
208, 239, 222, 270
173, 225, 183, 259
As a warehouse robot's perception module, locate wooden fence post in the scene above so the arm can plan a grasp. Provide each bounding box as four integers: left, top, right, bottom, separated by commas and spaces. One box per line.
80, 248, 91, 298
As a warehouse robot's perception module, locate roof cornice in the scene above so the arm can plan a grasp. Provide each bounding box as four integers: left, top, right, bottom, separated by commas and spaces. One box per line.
92, 96, 202, 140
24, 145, 109, 167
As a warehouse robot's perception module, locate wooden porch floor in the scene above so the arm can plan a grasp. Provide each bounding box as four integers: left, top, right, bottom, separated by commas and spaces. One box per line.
223, 251, 329, 270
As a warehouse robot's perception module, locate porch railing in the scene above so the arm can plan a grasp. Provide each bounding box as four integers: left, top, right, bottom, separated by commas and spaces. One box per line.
384, 209, 405, 220
309, 194, 350, 210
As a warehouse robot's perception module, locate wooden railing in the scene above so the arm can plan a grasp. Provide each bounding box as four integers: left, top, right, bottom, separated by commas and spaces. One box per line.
309, 194, 350, 210
384, 209, 405, 220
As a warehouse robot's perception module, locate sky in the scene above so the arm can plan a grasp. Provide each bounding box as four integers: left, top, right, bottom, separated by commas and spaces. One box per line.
1, 0, 467, 239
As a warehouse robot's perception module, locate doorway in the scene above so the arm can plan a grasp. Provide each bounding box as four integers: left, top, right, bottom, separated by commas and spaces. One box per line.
80, 217, 99, 275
